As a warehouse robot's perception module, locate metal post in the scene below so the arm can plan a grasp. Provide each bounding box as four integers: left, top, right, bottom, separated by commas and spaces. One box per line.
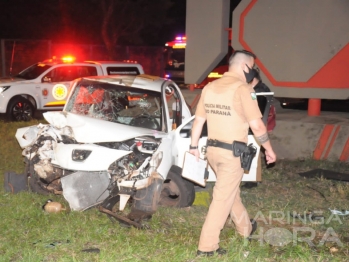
308, 98, 321, 116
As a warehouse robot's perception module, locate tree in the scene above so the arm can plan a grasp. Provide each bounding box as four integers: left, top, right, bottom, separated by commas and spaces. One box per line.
0, 0, 177, 57
100, 0, 173, 59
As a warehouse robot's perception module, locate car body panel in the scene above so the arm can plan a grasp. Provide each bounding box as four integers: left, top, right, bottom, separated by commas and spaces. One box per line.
43, 111, 165, 144
174, 115, 262, 182
52, 143, 132, 171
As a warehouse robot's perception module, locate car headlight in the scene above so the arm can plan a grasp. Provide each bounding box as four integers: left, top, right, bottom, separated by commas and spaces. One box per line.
0, 86, 10, 94
72, 149, 92, 162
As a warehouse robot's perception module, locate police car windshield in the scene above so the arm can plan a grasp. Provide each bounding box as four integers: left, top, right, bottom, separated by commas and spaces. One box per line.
15, 63, 52, 80
65, 79, 162, 131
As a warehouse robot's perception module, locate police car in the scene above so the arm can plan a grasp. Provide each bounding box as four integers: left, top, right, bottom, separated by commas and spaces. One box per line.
0, 56, 144, 121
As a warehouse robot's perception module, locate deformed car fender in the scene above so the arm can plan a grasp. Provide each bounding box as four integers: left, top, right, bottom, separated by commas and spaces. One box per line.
16, 125, 39, 149
152, 136, 173, 180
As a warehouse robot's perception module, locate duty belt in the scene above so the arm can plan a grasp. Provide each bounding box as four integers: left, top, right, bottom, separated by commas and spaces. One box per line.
206, 139, 232, 151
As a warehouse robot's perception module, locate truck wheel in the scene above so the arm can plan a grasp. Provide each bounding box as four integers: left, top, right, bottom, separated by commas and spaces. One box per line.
7, 97, 34, 121
159, 166, 195, 207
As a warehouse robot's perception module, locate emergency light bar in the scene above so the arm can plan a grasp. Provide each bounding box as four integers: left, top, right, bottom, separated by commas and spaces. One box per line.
61, 56, 75, 63
165, 35, 187, 48
173, 43, 186, 49
42, 56, 76, 63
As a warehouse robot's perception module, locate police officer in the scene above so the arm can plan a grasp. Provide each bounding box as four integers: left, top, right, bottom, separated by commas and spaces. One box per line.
189, 50, 276, 256
250, 68, 276, 133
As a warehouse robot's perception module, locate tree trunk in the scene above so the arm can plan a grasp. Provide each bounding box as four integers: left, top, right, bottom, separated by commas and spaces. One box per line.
101, 0, 118, 60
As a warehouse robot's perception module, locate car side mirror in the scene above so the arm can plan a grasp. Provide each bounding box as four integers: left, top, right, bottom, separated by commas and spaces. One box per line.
42, 76, 52, 83
179, 129, 191, 138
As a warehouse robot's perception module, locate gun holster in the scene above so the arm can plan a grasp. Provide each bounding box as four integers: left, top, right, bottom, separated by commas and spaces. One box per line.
232, 141, 257, 171
232, 141, 247, 157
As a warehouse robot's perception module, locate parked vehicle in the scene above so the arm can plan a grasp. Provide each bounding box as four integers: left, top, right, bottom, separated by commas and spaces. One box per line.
15, 74, 273, 227
0, 56, 144, 121
163, 35, 233, 88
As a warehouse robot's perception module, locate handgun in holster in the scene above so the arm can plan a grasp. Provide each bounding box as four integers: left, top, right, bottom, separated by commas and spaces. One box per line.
232, 141, 257, 171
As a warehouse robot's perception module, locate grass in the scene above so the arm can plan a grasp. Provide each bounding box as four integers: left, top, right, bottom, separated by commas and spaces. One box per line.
1, 117, 349, 261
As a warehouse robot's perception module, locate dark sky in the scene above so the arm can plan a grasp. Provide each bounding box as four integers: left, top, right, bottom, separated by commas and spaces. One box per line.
165, 0, 242, 37
0, 0, 241, 46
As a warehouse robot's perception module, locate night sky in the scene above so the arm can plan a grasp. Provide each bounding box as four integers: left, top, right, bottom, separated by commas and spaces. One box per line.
0, 0, 241, 46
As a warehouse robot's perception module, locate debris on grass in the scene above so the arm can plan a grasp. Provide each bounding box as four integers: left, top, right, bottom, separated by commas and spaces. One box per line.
299, 169, 349, 181
306, 185, 327, 200
3, 171, 28, 193
330, 246, 339, 253
328, 208, 349, 216
42, 199, 66, 213
33, 239, 71, 248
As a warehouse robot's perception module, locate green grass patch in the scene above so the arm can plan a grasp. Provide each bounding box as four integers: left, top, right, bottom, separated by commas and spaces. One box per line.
1, 118, 349, 261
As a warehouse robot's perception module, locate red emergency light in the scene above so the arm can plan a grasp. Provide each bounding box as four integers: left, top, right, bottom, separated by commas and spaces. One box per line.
175, 36, 186, 41
165, 35, 187, 49
61, 56, 75, 63
42, 55, 76, 63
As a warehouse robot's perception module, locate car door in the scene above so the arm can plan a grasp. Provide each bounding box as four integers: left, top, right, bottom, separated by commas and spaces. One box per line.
39, 65, 98, 110
174, 116, 214, 179
174, 92, 274, 185
157, 80, 193, 179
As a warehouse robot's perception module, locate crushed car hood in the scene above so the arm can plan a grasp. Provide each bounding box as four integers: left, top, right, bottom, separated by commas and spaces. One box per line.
43, 111, 167, 143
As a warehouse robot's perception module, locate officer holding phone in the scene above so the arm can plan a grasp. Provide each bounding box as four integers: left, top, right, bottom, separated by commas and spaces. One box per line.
190, 50, 276, 257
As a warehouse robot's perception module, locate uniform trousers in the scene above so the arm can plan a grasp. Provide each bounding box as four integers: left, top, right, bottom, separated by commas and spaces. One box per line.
198, 146, 252, 252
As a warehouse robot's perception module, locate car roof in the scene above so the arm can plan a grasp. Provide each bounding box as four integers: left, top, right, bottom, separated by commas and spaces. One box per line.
40, 60, 142, 67
80, 74, 170, 92
84, 61, 141, 66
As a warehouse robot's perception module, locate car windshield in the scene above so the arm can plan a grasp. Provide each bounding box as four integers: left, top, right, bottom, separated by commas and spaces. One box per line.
15, 63, 52, 80
65, 79, 162, 131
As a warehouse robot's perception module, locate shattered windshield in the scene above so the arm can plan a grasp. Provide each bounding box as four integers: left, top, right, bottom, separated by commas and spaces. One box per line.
65, 79, 162, 131
15, 63, 52, 80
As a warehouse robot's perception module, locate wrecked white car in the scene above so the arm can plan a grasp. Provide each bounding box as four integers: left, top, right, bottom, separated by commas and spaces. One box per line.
15, 75, 197, 226
15, 74, 273, 227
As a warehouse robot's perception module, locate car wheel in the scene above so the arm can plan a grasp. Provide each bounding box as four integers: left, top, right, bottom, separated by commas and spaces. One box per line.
159, 166, 195, 207
7, 97, 34, 121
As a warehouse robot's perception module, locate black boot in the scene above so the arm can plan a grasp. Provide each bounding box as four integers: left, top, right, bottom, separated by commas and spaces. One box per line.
197, 248, 227, 257
247, 219, 257, 240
